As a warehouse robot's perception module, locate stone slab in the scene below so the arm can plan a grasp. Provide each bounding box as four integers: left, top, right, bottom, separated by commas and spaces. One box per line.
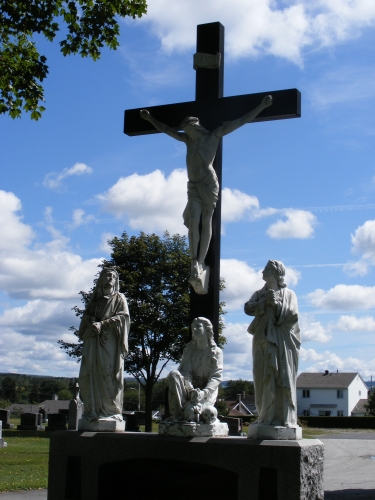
17, 425, 44, 431
78, 418, 125, 432
48, 432, 323, 500
248, 423, 302, 440
159, 420, 229, 437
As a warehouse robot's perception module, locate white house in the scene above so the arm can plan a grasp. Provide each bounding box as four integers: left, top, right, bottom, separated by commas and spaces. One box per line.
297, 371, 368, 417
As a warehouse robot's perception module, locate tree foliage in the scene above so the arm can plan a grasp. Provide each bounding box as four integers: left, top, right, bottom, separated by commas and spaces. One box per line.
222, 379, 255, 400
0, 0, 147, 119
365, 389, 375, 416
58, 231, 226, 431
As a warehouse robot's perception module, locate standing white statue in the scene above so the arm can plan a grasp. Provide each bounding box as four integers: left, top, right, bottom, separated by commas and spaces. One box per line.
244, 260, 302, 440
140, 95, 272, 293
78, 267, 130, 432
159, 317, 228, 437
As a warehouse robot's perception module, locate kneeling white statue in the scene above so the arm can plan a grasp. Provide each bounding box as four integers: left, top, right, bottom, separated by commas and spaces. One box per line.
244, 260, 302, 440
159, 317, 228, 437
78, 267, 130, 432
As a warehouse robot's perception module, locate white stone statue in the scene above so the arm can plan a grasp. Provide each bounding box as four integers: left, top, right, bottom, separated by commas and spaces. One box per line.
244, 260, 302, 440
78, 267, 130, 432
140, 95, 272, 294
159, 317, 228, 437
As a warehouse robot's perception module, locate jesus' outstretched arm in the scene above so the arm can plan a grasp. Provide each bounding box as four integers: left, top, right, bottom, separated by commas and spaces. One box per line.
140, 109, 187, 143
214, 95, 272, 138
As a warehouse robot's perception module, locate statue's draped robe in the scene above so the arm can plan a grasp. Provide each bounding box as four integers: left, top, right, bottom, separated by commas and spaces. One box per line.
78, 292, 129, 420
245, 285, 300, 426
169, 341, 223, 420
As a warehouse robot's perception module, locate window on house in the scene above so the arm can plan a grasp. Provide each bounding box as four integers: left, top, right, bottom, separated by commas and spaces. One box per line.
359, 391, 361, 396
302, 390, 310, 398
337, 390, 343, 398
303, 410, 310, 416
337, 411, 343, 416
319, 411, 331, 416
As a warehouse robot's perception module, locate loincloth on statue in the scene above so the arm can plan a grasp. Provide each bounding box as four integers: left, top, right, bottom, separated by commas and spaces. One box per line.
183, 171, 219, 228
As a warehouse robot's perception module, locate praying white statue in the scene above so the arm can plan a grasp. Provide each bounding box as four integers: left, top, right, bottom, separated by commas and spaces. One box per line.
140, 95, 272, 294
244, 260, 302, 440
78, 267, 130, 432
159, 317, 228, 437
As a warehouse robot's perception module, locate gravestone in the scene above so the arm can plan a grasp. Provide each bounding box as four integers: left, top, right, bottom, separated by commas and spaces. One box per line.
17, 412, 44, 431
0, 421, 7, 448
0, 409, 14, 429
122, 412, 140, 432
218, 416, 242, 436
46, 413, 67, 431
68, 383, 84, 431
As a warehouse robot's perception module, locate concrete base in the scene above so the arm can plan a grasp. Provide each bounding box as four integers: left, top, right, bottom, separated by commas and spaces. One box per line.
48, 432, 324, 500
78, 417, 125, 432
248, 423, 302, 440
159, 420, 229, 437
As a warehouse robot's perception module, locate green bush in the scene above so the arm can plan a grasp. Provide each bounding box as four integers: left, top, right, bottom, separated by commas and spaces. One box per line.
301, 416, 375, 429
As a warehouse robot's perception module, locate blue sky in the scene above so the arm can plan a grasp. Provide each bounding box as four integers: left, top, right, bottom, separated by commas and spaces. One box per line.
1, 0, 374, 381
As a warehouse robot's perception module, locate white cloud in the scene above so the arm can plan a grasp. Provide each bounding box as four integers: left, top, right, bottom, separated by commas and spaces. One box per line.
332, 314, 375, 332
308, 284, 375, 311
221, 322, 254, 380
0, 190, 35, 251
0, 191, 102, 300
299, 314, 331, 343
98, 169, 188, 234
344, 219, 375, 276
299, 347, 375, 379
71, 209, 96, 228
43, 162, 93, 189
141, 0, 375, 65
100, 232, 116, 254
221, 188, 259, 223
266, 209, 317, 239
221, 259, 300, 311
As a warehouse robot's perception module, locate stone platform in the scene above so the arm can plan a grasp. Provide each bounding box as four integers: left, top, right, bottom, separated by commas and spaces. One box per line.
248, 423, 302, 440
48, 431, 324, 500
159, 420, 229, 437
78, 417, 125, 432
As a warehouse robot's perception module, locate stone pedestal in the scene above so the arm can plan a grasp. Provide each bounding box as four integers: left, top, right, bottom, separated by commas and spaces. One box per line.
78, 416, 125, 432
159, 420, 229, 437
248, 423, 302, 440
48, 432, 324, 500
17, 412, 44, 431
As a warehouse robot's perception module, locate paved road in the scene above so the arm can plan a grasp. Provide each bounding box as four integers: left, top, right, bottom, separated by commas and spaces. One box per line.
1, 436, 374, 499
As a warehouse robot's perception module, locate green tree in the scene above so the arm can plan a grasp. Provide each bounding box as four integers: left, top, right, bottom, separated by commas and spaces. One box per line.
1, 376, 17, 402
59, 231, 226, 432
58, 389, 73, 400
365, 389, 375, 416
223, 379, 255, 400
39, 379, 65, 400
0, 0, 147, 119
28, 381, 40, 404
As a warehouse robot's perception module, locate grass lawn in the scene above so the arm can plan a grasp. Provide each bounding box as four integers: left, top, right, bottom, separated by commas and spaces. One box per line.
0, 427, 50, 492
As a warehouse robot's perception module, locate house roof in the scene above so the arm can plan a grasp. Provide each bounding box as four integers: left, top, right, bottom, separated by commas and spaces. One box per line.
297, 372, 365, 389
225, 400, 253, 415
351, 399, 368, 414
39, 400, 70, 414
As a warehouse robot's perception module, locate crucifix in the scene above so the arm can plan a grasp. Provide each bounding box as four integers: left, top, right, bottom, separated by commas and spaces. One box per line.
124, 22, 301, 342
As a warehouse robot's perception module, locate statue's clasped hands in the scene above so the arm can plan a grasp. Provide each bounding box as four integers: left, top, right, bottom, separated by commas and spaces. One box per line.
92, 322, 102, 334
189, 388, 204, 404
266, 289, 278, 308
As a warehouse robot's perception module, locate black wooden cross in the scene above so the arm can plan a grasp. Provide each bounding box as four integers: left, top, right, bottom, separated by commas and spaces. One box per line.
124, 22, 301, 341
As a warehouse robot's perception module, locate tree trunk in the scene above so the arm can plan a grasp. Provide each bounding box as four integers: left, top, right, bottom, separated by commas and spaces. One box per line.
144, 383, 153, 432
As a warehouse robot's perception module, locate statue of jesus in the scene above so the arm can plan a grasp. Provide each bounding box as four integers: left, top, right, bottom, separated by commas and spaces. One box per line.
140, 95, 272, 288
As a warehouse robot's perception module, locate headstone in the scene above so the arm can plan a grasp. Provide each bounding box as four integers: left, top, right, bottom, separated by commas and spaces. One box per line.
218, 416, 242, 436
77, 267, 130, 432
17, 412, 44, 431
245, 260, 302, 440
122, 412, 140, 432
46, 413, 67, 431
159, 317, 228, 437
0, 409, 14, 429
0, 421, 7, 448
68, 383, 84, 431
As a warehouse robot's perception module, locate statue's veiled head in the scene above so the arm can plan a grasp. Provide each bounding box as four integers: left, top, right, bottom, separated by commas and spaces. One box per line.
191, 317, 216, 347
